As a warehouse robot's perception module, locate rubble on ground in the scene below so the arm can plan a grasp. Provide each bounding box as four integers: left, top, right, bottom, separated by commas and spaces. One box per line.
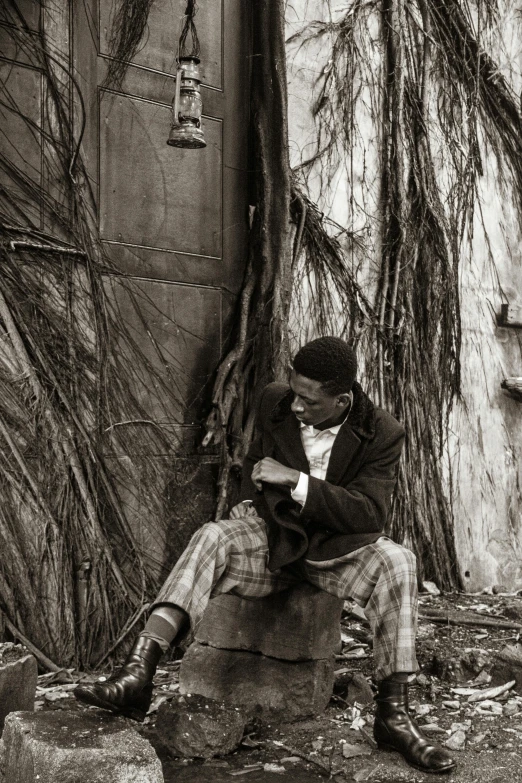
4, 588, 522, 782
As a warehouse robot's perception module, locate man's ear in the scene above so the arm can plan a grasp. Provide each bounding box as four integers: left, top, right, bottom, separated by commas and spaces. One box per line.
337, 391, 353, 409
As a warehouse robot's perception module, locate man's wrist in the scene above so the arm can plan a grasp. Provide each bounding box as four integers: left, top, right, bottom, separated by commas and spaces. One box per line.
286, 468, 300, 489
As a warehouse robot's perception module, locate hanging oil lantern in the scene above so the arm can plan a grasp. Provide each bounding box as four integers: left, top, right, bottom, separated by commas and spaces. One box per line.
167, 56, 206, 149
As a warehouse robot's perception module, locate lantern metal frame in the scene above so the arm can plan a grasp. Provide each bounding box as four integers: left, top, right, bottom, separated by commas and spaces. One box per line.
167, 55, 206, 149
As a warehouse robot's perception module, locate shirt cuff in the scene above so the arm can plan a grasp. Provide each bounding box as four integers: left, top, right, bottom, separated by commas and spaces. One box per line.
290, 472, 309, 506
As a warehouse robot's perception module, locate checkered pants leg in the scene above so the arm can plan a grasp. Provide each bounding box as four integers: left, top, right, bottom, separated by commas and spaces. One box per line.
152, 516, 298, 628
304, 538, 419, 680
152, 517, 418, 680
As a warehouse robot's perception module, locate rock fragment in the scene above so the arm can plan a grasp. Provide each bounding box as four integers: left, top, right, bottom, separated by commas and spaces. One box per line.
422, 581, 441, 596
445, 729, 467, 751
422, 723, 446, 734
334, 671, 374, 706
0, 647, 38, 733
444, 721, 471, 751
491, 643, 522, 693
442, 700, 461, 710
156, 693, 248, 758
503, 698, 522, 716
467, 680, 515, 702
473, 699, 503, 715
341, 742, 372, 759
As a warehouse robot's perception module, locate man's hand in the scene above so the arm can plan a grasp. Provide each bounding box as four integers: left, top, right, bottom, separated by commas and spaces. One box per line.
229, 501, 258, 519
251, 458, 300, 491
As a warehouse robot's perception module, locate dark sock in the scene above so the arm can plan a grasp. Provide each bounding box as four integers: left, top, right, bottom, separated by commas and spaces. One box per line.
141, 614, 179, 652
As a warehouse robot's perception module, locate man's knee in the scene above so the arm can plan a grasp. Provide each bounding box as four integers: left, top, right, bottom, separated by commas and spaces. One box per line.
191, 518, 260, 548
191, 520, 228, 545
377, 540, 417, 578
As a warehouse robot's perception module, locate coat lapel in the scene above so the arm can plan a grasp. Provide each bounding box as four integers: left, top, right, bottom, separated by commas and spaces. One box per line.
266, 382, 375, 484
325, 423, 361, 485
270, 415, 310, 474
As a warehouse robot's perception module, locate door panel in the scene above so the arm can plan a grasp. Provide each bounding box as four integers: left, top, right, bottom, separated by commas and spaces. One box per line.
99, 93, 222, 258
102, 243, 224, 288
107, 277, 221, 425
0, 1, 39, 30
75, 0, 250, 426
0, 60, 42, 226
99, 0, 223, 89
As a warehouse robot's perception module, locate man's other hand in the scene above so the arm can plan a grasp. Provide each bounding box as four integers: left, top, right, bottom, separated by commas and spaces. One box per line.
251, 458, 300, 491
229, 501, 258, 519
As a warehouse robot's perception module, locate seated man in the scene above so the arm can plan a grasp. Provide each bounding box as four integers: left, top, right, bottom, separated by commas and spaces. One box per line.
75, 337, 455, 775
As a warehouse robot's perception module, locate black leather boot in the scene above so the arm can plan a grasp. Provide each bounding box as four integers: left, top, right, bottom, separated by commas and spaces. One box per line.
374, 679, 456, 774
74, 636, 163, 722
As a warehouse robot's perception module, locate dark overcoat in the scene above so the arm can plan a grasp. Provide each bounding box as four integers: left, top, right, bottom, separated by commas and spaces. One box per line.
239, 381, 405, 571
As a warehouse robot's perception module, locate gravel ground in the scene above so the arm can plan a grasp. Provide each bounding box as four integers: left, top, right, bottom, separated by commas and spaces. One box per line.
24, 589, 522, 782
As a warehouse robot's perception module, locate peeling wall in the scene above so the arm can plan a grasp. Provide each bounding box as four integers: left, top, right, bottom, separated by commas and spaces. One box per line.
286, 0, 522, 590
451, 167, 522, 591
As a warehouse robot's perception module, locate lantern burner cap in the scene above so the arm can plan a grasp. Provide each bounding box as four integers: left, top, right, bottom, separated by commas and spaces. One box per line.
177, 56, 202, 80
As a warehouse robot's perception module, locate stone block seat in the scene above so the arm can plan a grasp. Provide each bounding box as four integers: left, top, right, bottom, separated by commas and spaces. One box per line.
179, 583, 344, 721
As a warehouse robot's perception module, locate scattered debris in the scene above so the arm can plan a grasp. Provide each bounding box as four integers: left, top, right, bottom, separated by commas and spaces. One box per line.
263, 763, 286, 773
341, 742, 372, 759
228, 765, 264, 776
420, 608, 522, 632
353, 766, 377, 782
467, 680, 516, 703
422, 581, 441, 596
334, 670, 374, 706
272, 740, 343, 777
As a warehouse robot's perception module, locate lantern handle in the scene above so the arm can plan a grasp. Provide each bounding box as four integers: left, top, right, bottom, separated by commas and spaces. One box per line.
173, 63, 184, 124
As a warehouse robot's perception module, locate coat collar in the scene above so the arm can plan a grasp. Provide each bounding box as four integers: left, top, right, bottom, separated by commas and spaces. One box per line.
268, 381, 375, 483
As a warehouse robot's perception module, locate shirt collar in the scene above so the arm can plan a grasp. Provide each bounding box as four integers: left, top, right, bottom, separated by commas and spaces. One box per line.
299, 412, 349, 436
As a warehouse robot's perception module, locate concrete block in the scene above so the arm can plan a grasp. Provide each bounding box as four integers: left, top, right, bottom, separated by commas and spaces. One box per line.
2, 710, 164, 782
0, 649, 37, 733
195, 584, 343, 661
156, 693, 248, 758
179, 642, 334, 721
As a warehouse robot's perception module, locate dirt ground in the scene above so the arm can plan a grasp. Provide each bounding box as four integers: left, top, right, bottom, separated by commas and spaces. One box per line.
32, 589, 522, 782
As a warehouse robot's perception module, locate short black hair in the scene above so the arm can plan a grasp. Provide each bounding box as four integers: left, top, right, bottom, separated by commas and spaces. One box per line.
292, 337, 357, 395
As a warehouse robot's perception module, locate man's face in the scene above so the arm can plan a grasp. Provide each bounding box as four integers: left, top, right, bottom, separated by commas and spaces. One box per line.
289, 370, 351, 430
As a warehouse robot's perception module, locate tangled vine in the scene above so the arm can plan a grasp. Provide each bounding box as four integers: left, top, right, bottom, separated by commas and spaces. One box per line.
0, 1, 193, 667
2, 0, 522, 669
281, 0, 522, 587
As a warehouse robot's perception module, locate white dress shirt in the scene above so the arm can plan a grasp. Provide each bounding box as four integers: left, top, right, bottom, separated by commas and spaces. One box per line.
290, 417, 347, 506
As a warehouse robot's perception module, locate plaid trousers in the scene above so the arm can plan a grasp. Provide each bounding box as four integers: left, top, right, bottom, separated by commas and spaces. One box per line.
153, 516, 418, 681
